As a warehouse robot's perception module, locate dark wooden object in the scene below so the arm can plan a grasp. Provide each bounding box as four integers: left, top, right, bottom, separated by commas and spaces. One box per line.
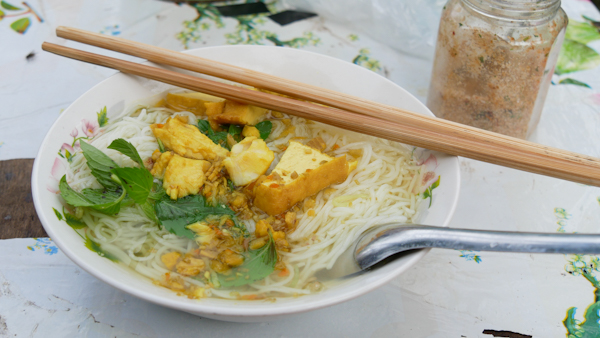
0, 159, 48, 239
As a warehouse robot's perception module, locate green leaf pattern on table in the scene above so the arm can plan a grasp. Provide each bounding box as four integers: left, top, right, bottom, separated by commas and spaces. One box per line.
1, 1, 21, 10
1, 1, 42, 34
10, 17, 29, 34
177, 3, 319, 49
559, 78, 592, 88
555, 17, 600, 87
557, 207, 600, 335
352, 48, 382, 72
556, 39, 600, 75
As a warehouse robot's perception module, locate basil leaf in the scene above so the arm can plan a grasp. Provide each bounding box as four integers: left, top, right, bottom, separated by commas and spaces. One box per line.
255, 121, 272, 140
197, 119, 229, 149
140, 201, 159, 223
110, 167, 153, 204
80, 141, 121, 190
218, 235, 277, 288
154, 195, 235, 239
228, 124, 242, 136
209, 132, 229, 149
80, 188, 126, 215
59, 176, 125, 215
197, 120, 213, 135
63, 208, 86, 229
148, 182, 166, 200
108, 138, 144, 167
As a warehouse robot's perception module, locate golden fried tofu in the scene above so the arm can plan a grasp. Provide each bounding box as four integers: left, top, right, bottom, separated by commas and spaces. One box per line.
161, 251, 182, 270
205, 99, 267, 126
163, 154, 211, 199
165, 92, 224, 116
254, 141, 350, 215
150, 151, 174, 179
223, 137, 274, 186
150, 116, 228, 161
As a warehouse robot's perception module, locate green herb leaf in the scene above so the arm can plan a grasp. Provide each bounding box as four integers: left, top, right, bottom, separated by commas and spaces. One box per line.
558, 78, 592, 89
140, 201, 159, 223
154, 195, 235, 239
197, 120, 213, 135
53, 207, 63, 221
1, 1, 21, 10
10, 17, 30, 34
197, 119, 229, 148
107, 138, 144, 167
0, 10, 5, 20
111, 167, 153, 204
254, 121, 272, 140
64, 211, 86, 229
59, 176, 125, 215
157, 138, 166, 153
218, 235, 277, 287
228, 124, 242, 136
97, 106, 109, 127
80, 187, 126, 215
84, 235, 118, 262
148, 182, 166, 200
80, 141, 121, 190
227, 179, 235, 192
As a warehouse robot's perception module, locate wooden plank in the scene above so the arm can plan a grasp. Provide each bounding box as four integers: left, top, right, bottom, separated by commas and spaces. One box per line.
0, 159, 48, 239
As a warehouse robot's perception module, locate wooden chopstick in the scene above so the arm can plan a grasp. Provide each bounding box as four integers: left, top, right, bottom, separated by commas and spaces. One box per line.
41, 41, 600, 187
54, 26, 580, 160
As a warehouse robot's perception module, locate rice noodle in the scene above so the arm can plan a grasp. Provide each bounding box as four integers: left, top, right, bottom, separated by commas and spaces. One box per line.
64, 105, 424, 299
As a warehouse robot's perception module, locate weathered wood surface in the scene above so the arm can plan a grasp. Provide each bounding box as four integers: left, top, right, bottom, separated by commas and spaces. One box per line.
0, 159, 48, 239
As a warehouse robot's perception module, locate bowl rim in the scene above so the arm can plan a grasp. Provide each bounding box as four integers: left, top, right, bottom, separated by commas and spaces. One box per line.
32, 44, 461, 318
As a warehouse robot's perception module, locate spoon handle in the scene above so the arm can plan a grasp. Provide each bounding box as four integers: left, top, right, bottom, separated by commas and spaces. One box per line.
356, 225, 600, 269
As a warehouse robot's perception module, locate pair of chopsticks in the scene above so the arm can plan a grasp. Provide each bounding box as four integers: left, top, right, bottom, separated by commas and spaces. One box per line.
43, 26, 600, 187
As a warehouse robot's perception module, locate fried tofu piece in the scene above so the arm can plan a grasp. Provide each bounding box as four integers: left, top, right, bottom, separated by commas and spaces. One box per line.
150, 116, 228, 161
163, 154, 211, 199
223, 137, 274, 186
254, 141, 350, 215
205, 99, 267, 126
150, 151, 174, 179
165, 92, 224, 116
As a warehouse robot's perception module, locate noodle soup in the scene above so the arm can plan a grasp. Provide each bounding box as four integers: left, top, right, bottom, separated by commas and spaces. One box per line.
55, 91, 430, 301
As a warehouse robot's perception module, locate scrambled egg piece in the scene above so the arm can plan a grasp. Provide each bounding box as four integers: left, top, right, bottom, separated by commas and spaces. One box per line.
205, 99, 267, 126
163, 154, 211, 199
150, 116, 228, 161
175, 254, 205, 277
150, 151, 174, 179
254, 140, 351, 215
165, 92, 224, 116
242, 125, 261, 138
223, 136, 274, 186
161, 251, 182, 270
188, 222, 217, 246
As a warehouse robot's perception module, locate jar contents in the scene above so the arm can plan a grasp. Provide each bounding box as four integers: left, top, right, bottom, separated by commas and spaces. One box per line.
427, 0, 567, 139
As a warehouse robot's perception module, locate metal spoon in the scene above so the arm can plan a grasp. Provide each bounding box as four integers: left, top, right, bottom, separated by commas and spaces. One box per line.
317, 223, 600, 280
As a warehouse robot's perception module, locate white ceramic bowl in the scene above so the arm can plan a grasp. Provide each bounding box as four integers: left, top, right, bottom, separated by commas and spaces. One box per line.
32, 45, 460, 322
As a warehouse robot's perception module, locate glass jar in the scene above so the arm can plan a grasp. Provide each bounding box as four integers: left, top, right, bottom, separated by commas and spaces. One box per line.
427, 0, 568, 139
